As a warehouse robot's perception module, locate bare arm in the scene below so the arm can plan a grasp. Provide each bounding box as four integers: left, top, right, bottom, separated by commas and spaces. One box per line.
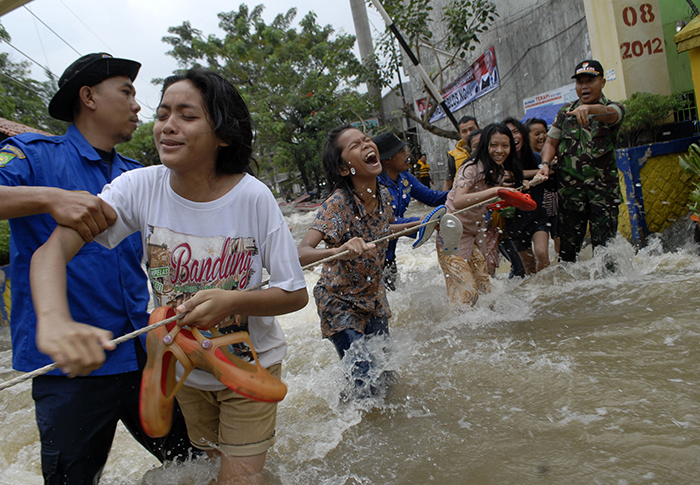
452, 185, 501, 211
30, 226, 115, 376
0, 186, 117, 242
523, 169, 540, 179
175, 287, 308, 330
297, 228, 376, 267
537, 137, 562, 178
443, 179, 453, 191
390, 220, 420, 235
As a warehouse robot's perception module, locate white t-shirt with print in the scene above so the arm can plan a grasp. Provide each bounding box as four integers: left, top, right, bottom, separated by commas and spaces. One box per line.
95, 165, 306, 390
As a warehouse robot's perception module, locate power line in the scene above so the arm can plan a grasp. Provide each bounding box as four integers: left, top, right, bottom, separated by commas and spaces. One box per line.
1, 38, 54, 75
23, 4, 81, 56
59, 0, 114, 52
0, 71, 49, 100
499, 16, 587, 86
30, 9, 51, 73
57, 0, 161, 111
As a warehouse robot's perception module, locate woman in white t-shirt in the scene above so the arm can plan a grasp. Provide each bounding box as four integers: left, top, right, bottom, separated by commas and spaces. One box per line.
30, 69, 308, 484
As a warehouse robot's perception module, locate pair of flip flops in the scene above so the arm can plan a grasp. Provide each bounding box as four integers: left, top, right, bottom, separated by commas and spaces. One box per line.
412, 205, 463, 256
139, 306, 287, 438
487, 189, 537, 211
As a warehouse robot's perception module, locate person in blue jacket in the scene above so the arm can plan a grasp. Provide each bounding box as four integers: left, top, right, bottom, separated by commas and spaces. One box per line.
374, 131, 448, 290
0, 53, 194, 484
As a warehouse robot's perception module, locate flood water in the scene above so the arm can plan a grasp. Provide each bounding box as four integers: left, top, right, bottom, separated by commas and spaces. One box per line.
2, 204, 700, 484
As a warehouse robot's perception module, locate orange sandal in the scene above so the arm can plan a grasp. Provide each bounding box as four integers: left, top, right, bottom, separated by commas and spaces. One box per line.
139, 306, 288, 438
139, 306, 193, 438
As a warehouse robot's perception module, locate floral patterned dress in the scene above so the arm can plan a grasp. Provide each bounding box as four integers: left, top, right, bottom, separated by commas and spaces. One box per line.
310, 187, 394, 338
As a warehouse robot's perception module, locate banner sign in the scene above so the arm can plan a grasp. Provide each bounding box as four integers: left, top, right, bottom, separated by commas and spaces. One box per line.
416, 46, 499, 123
522, 83, 577, 112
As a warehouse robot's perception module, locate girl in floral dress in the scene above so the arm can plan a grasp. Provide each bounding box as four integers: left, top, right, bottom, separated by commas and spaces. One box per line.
298, 125, 417, 397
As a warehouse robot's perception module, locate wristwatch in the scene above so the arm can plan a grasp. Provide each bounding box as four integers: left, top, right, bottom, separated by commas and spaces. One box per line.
538, 161, 551, 169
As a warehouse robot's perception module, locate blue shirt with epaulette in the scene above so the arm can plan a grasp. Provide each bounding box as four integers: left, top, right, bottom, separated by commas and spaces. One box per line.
0, 124, 149, 375
378, 170, 448, 262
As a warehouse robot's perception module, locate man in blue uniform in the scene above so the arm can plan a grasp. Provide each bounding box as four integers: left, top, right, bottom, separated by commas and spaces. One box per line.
374, 131, 448, 290
0, 53, 193, 484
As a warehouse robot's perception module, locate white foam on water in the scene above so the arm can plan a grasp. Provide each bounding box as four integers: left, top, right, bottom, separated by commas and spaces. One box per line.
4, 205, 700, 483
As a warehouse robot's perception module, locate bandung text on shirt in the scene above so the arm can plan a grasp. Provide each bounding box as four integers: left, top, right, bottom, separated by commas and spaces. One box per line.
145, 226, 258, 312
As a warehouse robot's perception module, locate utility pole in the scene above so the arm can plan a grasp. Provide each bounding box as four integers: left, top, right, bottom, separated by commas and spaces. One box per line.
349, 0, 385, 124
369, 0, 460, 131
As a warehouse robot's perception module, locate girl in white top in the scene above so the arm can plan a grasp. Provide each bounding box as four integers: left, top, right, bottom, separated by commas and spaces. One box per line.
30, 69, 308, 484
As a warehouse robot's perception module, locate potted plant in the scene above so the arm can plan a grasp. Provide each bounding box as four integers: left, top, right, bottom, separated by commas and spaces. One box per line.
617, 92, 687, 148
679, 143, 700, 240
615, 92, 697, 245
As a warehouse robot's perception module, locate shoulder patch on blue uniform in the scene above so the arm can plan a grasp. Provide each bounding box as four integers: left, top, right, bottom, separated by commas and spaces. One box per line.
0, 144, 25, 167
0, 152, 14, 167
0, 144, 26, 158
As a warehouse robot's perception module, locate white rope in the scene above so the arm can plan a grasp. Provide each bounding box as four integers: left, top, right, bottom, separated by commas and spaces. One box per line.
0, 312, 184, 391
0, 181, 540, 390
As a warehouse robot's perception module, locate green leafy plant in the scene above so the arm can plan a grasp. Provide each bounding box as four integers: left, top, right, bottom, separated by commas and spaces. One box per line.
373, 0, 498, 139
679, 143, 700, 216
161, 5, 377, 193
118, 122, 160, 166
0, 220, 9, 267
0, 22, 68, 135
619, 92, 687, 148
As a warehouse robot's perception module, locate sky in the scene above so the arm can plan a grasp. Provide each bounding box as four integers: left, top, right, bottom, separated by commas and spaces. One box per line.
0, 0, 390, 119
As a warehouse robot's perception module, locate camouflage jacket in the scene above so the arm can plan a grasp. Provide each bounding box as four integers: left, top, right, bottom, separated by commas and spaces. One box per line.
549, 95, 625, 192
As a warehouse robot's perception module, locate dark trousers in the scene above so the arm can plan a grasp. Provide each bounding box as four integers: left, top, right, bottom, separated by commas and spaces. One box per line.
558, 203, 618, 262
498, 237, 525, 278
33, 369, 194, 485
328, 318, 390, 396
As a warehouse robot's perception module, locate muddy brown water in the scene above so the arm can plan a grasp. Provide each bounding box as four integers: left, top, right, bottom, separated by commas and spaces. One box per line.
1, 207, 699, 484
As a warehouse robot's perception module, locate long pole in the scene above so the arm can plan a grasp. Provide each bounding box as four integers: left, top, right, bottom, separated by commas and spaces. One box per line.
349, 0, 385, 123
0, 183, 542, 391
369, 0, 461, 131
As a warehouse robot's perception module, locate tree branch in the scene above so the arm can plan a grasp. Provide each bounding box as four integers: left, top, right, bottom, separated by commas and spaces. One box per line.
404, 104, 459, 140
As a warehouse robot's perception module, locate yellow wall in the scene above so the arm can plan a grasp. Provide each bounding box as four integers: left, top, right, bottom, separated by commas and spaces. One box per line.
689, 49, 700, 105
583, 0, 626, 101
618, 152, 698, 240
584, 0, 671, 100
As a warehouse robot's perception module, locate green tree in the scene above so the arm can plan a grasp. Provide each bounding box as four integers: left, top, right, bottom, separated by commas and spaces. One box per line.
372, 0, 498, 140
618, 92, 687, 148
161, 4, 377, 194
0, 219, 9, 266
0, 23, 68, 135
118, 121, 160, 166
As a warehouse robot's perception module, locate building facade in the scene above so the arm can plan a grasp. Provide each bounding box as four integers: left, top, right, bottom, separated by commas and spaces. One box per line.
400, 0, 695, 187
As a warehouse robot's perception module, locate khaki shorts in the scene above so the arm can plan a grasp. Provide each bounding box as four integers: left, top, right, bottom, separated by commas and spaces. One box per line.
175, 363, 281, 457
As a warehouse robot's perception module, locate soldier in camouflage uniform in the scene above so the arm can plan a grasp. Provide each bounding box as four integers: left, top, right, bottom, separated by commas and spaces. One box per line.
537, 60, 625, 262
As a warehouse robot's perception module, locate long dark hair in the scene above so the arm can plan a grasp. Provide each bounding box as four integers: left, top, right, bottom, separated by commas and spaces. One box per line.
469, 123, 523, 187
322, 125, 356, 199
161, 69, 254, 175
503, 117, 538, 171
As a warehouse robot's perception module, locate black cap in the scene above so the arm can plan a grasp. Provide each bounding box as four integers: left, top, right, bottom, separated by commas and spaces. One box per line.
372, 131, 408, 160
572, 60, 604, 79
49, 53, 141, 122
